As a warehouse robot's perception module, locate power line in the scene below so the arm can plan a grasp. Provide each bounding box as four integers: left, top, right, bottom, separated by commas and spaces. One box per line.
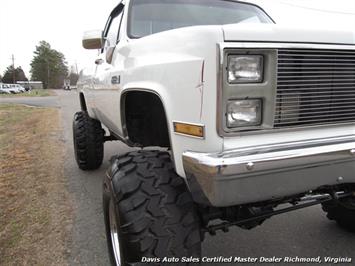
279, 1, 355, 15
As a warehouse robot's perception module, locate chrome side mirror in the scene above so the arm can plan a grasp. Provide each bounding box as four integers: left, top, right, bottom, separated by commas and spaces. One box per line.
82, 30, 103, 50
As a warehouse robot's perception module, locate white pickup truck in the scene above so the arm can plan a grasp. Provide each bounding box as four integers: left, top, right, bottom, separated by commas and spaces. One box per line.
74, 0, 355, 265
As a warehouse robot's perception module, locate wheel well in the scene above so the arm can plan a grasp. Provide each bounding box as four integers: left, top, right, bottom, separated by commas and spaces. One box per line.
123, 91, 170, 148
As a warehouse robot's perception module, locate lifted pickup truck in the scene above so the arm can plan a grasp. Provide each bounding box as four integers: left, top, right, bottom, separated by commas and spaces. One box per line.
74, 0, 355, 265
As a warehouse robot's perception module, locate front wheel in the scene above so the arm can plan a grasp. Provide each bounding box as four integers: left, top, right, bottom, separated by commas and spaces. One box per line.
103, 151, 202, 265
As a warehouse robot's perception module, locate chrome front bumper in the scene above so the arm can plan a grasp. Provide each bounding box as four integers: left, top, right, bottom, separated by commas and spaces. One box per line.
183, 135, 355, 207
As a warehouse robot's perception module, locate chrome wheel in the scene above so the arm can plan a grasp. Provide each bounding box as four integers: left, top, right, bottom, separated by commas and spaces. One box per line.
109, 200, 122, 266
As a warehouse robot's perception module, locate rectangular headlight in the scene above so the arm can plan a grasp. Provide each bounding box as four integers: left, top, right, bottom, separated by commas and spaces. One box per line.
228, 55, 263, 83
227, 99, 262, 127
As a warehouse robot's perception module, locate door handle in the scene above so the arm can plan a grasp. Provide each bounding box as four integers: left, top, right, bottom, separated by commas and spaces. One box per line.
95, 58, 104, 65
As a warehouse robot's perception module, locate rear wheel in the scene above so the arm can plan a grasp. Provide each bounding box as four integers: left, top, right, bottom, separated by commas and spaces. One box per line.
322, 192, 355, 232
103, 150, 202, 265
72, 111, 104, 170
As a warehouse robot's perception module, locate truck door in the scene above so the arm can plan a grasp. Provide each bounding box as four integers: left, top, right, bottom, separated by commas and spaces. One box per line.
93, 3, 125, 135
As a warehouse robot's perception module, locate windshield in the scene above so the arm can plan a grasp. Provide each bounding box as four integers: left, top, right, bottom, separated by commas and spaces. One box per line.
128, 0, 272, 38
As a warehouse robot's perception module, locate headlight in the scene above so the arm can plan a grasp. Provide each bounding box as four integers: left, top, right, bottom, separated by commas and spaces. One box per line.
227, 99, 262, 127
228, 55, 263, 83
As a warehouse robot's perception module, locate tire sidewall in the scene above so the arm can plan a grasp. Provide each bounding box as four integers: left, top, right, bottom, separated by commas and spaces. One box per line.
103, 151, 202, 265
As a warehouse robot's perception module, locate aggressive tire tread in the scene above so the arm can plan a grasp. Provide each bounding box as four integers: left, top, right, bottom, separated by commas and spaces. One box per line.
104, 150, 201, 265
73, 111, 104, 170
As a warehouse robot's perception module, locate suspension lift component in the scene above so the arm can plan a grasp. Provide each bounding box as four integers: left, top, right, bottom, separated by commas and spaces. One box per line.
203, 191, 352, 235
104, 135, 117, 142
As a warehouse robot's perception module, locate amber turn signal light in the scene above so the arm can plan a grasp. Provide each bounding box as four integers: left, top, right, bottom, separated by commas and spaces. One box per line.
173, 122, 204, 138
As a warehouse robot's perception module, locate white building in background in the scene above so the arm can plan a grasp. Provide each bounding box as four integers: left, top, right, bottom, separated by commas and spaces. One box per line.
17, 81, 43, 90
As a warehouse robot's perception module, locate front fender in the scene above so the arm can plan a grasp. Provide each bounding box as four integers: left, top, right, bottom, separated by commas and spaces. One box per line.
121, 69, 223, 178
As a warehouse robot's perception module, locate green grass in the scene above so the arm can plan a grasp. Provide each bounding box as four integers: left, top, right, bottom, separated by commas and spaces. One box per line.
0, 89, 55, 97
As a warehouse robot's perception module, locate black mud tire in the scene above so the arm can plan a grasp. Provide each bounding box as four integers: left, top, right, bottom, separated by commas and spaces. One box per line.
322, 195, 355, 232
103, 150, 202, 266
73, 111, 104, 170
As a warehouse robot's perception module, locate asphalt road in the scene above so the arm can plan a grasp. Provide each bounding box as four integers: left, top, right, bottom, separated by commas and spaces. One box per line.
0, 95, 60, 108
2, 90, 355, 265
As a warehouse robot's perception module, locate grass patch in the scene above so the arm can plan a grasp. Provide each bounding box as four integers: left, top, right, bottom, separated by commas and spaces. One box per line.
0, 89, 55, 98
0, 104, 72, 266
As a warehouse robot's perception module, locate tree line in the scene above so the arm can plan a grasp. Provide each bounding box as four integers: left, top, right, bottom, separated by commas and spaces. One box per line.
1, 41, 78, 89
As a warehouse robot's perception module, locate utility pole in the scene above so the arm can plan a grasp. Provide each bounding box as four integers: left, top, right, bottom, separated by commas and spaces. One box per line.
75, 61, 79, 75
11, 54, 15, 84
47, 59, 50, 89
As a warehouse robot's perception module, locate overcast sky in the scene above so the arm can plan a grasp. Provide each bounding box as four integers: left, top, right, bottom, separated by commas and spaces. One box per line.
1, 0, 355, 78
0, 0, 117, 77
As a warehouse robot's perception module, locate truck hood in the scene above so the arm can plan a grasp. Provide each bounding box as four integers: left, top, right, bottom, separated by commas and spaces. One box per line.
222, 23, 355, 45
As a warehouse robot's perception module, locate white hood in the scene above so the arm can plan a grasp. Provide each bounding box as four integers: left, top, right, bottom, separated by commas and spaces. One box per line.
222, 23, 355, 45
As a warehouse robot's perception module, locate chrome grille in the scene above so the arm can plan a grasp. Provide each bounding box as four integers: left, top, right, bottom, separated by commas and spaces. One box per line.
274, 49, 355, 128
